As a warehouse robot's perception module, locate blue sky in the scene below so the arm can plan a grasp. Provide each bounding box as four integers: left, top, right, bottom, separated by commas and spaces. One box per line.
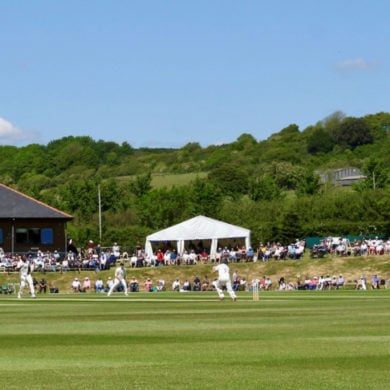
1, 0, 389, 148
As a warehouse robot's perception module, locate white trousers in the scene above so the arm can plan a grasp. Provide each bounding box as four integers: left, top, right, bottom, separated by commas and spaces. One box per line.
19, 274, 35, 297
108, 277, 128, 296
212, 278, 237, 300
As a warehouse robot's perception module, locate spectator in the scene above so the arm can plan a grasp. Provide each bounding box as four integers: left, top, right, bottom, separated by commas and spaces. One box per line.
193, 276, 201, 291
170, 249, 178, 265
172, 279, 180, 291
202, 276, 210, 291
157, 280, 165, 291
112, 242, 120, 259
82, 277, 91, 292
200, 249, 208, 264
182, 280, 191, 291
145, 278, 153, 292
38, 278, 47, 293
156, 249, 164, 266
72, 278, 81, 293
106, 276, 114, 291
87, 240, 94, 254
356, 276, 367, 290
240, 278, 247, 291
278, 277, 286, 290
246, 247, 254, 262
372, 275, 380, 289
265, 277, 272, 290
337, 275, 345, 289
129, 276, 139, 292
95, 277, 104, 293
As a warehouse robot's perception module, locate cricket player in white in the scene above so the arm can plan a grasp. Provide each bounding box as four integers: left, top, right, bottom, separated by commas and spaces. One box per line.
212, 260, 237, 301
107, 262, 128, 296
16, 256, 36, 299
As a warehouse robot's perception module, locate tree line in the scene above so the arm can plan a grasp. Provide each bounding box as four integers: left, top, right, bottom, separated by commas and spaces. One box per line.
0, 111, 389, 248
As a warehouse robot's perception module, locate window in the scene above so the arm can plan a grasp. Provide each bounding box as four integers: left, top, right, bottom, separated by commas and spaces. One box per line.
0, 228, 3, 244
15, 228, 54, 245
41, 228, 54, 244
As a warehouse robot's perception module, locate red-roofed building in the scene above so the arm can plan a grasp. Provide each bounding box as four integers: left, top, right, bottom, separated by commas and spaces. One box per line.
0, 183, 73, 254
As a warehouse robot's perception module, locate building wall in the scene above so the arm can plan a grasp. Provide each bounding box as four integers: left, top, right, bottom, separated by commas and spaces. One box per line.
0, 218, 68, 254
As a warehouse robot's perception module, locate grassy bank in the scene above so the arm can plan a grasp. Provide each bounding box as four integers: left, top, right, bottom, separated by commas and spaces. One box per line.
1, 253, 389, 294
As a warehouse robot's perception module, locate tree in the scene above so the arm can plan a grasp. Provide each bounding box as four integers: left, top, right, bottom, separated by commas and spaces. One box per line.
129, 173, 152, 197
331, 117, 373, 150
306, 126, 334, 154
208, 162, 250, 196
248, 176, 283, 201
188, 177, 223, 218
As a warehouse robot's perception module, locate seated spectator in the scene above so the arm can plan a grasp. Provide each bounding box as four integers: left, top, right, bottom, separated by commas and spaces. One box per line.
239, 277, 247, 291
229, 248, 237, 263
182, 279, 191, 291
129, 276, 139, 292
164, 250, 171, 266
95, 277, 104, 293
157, 279, 165, 291
201, 276, 209, 291
246, 247, 254, 262
200, 249, 208, 264
106, 276, 114, 291
129, 253, 137, 268
62, 257, 70, 272
193, 276, 201, 291
100, 251, 107, 270
337, 275, 344, 289
72, 278, 81, 293
188, 250, 197, 265
82, 277, 91, 292
278, 276, 286, 290
38, 278, 47, 293
323, 275, 332, 290
265, 277, 272, 290
371, 275, 380, 289
172, 279, 180, 291
170, 250, 178, 265
356, 276, 367, 290
145, 278, 153, 292
156, 249, 164, 266
287, 280, 296, 290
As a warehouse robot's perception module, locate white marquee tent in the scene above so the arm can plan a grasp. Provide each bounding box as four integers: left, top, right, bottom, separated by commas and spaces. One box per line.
144, 215, 251, 258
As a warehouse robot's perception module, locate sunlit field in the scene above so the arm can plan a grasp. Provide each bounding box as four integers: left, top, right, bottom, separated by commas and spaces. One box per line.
1, 290, 389, 390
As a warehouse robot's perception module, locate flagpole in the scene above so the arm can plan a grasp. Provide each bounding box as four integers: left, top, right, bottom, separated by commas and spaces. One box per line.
98, 185, 102, 243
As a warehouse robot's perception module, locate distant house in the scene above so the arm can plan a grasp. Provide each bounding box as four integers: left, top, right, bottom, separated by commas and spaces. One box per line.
0, 183, 73, 254
316, 167, 366, 186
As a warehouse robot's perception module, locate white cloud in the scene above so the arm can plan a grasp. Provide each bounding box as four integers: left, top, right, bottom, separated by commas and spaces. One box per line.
335, 58, 379, 71
0, 117, 40, 145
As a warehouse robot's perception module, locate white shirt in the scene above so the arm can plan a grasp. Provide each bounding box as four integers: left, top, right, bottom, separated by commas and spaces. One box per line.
17, 260, 33, 276
115, 266, 126, 280
213, 263, 231, 282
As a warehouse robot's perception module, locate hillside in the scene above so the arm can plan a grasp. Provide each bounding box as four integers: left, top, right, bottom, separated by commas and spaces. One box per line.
0, 111, 389, 248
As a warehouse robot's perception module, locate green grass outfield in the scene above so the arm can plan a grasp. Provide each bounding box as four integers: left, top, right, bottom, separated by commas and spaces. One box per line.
1, 291, 389, 390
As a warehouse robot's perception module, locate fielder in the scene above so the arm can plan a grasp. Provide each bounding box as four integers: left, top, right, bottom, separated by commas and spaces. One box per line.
16, 256, 36, 299
107, 262, 128, 296
212, 260, 237, 301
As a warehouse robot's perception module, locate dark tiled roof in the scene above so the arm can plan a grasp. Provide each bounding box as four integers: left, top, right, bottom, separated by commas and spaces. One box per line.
0, 183, 73, 220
